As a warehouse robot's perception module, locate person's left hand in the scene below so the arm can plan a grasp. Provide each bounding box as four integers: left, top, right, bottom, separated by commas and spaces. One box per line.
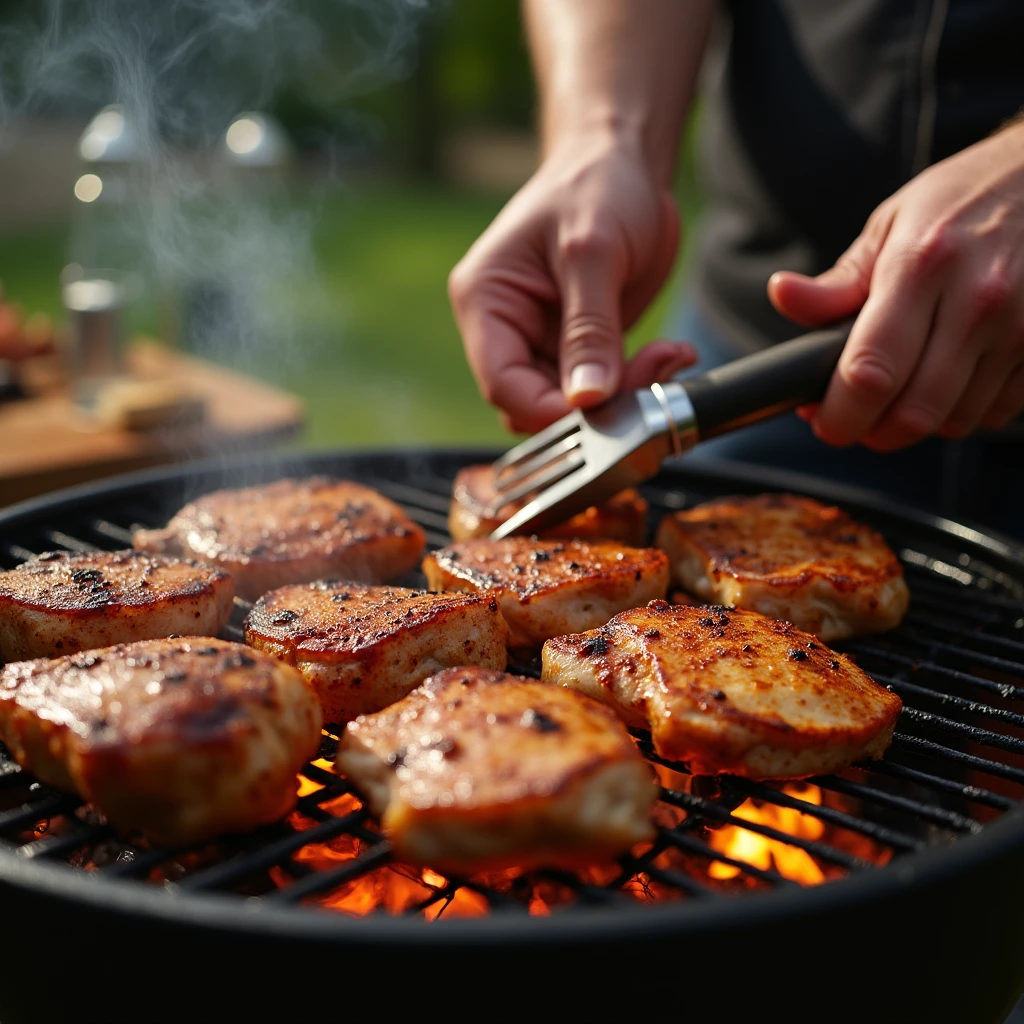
768, 118, 1024, 451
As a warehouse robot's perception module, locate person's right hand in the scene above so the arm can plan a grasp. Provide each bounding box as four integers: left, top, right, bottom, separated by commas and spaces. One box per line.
448, 133, 696, 434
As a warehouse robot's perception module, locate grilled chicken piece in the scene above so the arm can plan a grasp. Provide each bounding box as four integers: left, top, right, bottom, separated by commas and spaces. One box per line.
0, 549, 234, 662
133, 476, 426, 602
422, 537, 670, 657
542, 600, 902, 779
337, 666, 657, 872
655, 493, 910, 640
0, 637, 322, 844
245, 580, 509, 725
449, 463, 648, 544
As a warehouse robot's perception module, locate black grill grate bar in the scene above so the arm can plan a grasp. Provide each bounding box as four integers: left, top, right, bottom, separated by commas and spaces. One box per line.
176, 808, 371, 893
42, 530, 99, 553
723, 779, 926, 852
0, 792, 81, 832
901, 566, 1024, 611
873, 673, 1024, 729
903, 590, 1007, 626
900, 631, 1024, 676
898, 706, 1024, 756
90, 519, 135, 545
847, 644, 1024, 701
4, 544, 36, 563
17, 821, 116, 859
637, 739, 937, 855
904, 611, 1024, 658
615, 838, 719, 896
532, 867, 633, 906
656, 825, 799, 889
892, 732, 1024, 785
814, 774, 982, 833
262, 841, 393, 905
660, 789, 873, 871
856, 757, 1016, 810
101, 843, 193, 879
363, 477, 453, 516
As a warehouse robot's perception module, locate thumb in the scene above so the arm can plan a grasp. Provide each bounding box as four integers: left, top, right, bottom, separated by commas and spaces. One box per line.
557, 232, 625, 408
768, 229, 884, 328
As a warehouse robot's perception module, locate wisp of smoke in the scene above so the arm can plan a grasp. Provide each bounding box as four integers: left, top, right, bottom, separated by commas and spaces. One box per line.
0, 0, 433, 422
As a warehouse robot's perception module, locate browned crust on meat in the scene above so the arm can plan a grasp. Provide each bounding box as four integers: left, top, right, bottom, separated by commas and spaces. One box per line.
245, 580, 510, 723
422, 537, 668, 601
449, 464, 648, 544
133, 477, 426, 601
0, 550, 235, 661
337, 666, 657, 871
655, 493, 910, 639
0, 637, 322, 843
657, 493, 905, 589
0, 549, 229, 610
542, 600, 902, 779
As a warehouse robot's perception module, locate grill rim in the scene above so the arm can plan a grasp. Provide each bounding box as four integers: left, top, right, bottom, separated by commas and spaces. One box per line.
0, 444, 1022, 946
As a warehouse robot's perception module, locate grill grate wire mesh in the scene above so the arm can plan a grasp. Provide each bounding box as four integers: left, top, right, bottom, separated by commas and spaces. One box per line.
0, 453, 1021, 919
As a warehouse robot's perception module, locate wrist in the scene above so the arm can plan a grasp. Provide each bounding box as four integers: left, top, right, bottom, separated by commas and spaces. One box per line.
542, 109, 668, 182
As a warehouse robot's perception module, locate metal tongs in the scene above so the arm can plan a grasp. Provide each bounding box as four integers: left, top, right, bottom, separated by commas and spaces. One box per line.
487, 319, 854, 539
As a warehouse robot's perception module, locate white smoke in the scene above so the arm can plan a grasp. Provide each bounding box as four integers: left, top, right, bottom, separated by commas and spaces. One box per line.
0, 0, 433, 383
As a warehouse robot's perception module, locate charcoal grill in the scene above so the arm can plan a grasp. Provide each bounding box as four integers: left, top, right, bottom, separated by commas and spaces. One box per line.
0, 448, 1022, 1023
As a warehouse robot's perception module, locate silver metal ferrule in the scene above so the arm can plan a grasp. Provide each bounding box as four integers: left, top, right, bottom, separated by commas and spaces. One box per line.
648, 379, 699, 455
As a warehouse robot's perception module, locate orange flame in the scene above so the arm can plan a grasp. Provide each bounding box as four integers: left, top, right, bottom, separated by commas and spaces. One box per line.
706, 783, 826, 884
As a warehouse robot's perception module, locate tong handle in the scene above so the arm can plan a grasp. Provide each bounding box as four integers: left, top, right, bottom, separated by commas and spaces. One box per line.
677, 319, 855, 441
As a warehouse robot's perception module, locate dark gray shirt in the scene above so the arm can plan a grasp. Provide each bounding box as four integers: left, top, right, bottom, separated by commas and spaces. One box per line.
691, 0, 1024, 352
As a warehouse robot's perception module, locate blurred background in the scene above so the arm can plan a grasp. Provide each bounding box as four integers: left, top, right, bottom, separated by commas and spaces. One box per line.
0, 0, 703, 458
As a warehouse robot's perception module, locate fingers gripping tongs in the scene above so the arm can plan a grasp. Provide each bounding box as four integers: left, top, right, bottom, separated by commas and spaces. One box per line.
487, 320, 854, 540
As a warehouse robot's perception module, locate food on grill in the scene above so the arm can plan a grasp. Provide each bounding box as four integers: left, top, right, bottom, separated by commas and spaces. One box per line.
244, 580, 509, 725
655, 493, 910, 640
421, 537, 670, 656
0, 549, 234, 662
449, 463, 648, 544
541, 600, 902, 779
0, 637, 322, 844
133, 476, 426, 602
337, 666, 657, 872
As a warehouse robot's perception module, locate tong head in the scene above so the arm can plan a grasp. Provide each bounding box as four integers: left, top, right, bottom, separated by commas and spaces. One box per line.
488, 385, 682, 540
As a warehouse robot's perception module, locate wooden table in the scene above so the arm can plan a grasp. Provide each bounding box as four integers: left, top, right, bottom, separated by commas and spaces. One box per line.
0, 339, 305, 506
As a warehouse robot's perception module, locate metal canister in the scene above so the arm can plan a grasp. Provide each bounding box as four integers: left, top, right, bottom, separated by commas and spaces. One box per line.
62, 274, 124, 412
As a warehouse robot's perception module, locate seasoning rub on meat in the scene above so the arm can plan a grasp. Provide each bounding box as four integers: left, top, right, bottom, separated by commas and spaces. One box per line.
134, 476, 426, 602
422, 537, 669, 657
337, 667, 657, 873
656, 493, 910, 640
542, 600, 902, 780
0, 549, 234, 662
449, 463, 648, 544
245, 580, 509, 725
0, 637, 322, 844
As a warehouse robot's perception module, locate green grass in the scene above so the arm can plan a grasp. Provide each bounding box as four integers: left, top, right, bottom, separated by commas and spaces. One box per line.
0, 178, 697, 452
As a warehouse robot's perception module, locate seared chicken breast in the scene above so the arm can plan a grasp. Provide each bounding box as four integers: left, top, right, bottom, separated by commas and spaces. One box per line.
0, 549, 234, 662
542, 600, 902, 780
656, 493, 910, 640
422, 537, 670, 657
337, 666, 657, 873
449, 463, 648, 544
0, 637, 322, 844
245, 580, 509, 725
134, 476, 426, 601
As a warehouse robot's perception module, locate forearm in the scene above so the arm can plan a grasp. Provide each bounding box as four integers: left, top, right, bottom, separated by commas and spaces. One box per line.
524, 0, 717, 184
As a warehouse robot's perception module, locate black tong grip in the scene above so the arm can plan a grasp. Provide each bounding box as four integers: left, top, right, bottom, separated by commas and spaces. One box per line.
679, 319, 855, 441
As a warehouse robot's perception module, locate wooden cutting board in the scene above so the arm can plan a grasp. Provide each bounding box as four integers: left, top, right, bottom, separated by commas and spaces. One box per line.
0, 338, 304, 507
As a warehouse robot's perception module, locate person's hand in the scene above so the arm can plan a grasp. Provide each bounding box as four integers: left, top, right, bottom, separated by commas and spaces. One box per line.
448, 134, 696, 434
768, 120, 1024, 451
